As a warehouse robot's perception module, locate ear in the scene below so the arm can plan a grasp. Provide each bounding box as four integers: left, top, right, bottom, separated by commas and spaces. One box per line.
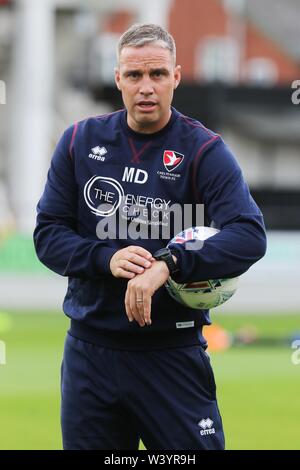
114, 68, 121, 91
174, 65, 181, 90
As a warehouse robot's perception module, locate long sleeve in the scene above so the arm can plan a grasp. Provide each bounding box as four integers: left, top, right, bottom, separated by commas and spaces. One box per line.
33, 126, 117, 278
169, 138, 267, 283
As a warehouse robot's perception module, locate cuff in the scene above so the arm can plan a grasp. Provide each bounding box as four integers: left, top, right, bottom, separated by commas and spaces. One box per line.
169, 244, 186, 283
93, 246, 118, 275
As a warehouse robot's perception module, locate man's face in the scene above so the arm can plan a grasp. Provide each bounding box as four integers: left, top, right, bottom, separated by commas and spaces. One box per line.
115, 43, 181, 134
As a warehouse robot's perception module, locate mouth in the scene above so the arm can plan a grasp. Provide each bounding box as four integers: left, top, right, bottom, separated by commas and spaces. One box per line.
136, 101, 158, 112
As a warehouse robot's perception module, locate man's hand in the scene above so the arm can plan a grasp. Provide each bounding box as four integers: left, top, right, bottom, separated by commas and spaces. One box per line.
125, 260, 170, 327
110, 246, 154, 279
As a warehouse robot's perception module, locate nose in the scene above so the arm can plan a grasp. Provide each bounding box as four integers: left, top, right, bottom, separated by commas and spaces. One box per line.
139, 75, 154, 96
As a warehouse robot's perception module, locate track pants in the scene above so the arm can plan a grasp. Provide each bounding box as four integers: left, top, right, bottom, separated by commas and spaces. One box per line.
61, 333, 225, 450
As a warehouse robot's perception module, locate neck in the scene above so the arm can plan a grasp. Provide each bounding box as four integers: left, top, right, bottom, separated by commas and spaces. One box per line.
127, 109, 172, 134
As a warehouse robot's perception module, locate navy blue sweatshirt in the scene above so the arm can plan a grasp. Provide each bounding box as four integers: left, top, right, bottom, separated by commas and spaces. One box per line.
34, 108, 266, 348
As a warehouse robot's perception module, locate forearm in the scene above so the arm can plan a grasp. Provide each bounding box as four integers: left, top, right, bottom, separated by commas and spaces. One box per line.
171, 137, 267, 283
34, 213, 116, 278
169, 217, 266, 283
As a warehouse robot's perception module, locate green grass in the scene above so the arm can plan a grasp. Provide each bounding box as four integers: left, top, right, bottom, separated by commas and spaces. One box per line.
212, 348, 300, 449
213, 312, 300, 338
0, 312, 68, 450
0, 311, 299, 449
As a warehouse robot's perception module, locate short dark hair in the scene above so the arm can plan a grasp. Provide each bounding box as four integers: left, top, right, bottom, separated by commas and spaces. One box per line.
117, 23, 176, 65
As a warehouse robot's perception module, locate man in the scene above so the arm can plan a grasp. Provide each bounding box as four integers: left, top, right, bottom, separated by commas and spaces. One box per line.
34, 23, 266, 450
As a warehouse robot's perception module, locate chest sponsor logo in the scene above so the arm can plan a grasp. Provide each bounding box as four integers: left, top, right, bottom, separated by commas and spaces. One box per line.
83, 175, 171, 224
84, 175, 124, 217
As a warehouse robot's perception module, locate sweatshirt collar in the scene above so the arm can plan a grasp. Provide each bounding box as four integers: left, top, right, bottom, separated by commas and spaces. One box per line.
120, 107, 179, 140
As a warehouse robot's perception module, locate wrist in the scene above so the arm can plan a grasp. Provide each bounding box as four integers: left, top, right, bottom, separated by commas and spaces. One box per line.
153, 248, 179, 276
155, 259, 170, 276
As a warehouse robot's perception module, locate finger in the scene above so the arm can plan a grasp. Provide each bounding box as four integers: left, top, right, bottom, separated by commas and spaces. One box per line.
128, 246, 153, 260
136, 289, 145, 324
116, 268, 135, 280
143, 293, 152, 326
129, 286, 145, 327
126, 254, 152, 269
120, 260, 145, 275
124, 288, 134, 322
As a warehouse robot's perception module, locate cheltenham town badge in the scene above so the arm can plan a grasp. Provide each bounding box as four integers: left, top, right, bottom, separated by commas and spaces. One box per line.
163, 150, 184, 172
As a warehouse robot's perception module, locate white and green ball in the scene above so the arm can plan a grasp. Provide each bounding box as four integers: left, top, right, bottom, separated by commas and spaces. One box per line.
166, 226, 239, 310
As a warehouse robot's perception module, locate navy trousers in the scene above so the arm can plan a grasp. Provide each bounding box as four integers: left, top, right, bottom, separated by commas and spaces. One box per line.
61, 333, 225, 450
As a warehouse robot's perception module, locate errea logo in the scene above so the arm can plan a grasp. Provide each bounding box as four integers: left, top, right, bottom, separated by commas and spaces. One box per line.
198, 418, 216, 436
89, 146, 107, 161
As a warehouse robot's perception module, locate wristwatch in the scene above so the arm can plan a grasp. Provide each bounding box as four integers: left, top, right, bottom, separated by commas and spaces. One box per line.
153, 247, 179, 276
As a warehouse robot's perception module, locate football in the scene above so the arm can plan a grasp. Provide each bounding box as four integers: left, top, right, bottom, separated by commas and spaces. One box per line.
166, 226, 239, 309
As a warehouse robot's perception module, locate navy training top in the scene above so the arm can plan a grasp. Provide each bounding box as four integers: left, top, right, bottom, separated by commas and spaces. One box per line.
33, 107, 266, 349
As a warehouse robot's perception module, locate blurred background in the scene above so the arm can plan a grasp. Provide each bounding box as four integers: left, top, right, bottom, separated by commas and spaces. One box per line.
0, 0, 299, 450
